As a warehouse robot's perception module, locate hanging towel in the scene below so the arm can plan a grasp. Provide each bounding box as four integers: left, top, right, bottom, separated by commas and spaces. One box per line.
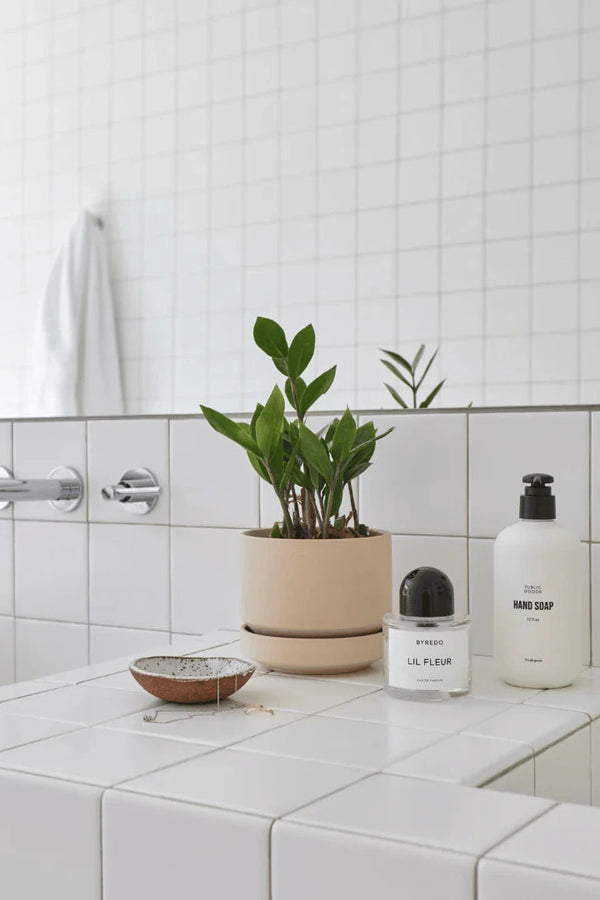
29, 209, 124, 417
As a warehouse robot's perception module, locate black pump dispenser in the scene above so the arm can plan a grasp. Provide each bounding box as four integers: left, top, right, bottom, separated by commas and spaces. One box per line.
519, 473, 556, 521
400, 566, 455, 618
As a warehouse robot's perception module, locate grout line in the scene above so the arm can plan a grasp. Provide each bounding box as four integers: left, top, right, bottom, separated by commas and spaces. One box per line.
474, 801, 560, 897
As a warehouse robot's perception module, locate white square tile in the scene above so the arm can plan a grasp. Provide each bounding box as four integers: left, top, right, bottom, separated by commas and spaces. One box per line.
525, 672, 600, 718
488, 44, 531, 96
0, 616, 14, 685
171, 527, 242, 634
534, 726, 591, 804
273, 819, 475, 900
232, 673, 377, 715
484, 758, 535, 795
385, 732, 530, 786
0, 712, 74, 750
89, 625, 170, 664
464, 703, 588, 752
0, 521, 13, 615
13, 420, 87, 522
104, 703, 301, 747
590, 716, 600, 805
0, 684, 159, 726
120, 746, 368, 817
484, 802, 600, 881
15, 618, 88, 681
0, 726, 204, 787
479, 858, 600, 899
41, 656, 131, 685
237, 715, 444, 771
89, 523, 169, 630
469, 412, 590, 539
392, 535, 468, 618
471, 656, 542, 704
588, 415, 600, 542
87, 419, 169, 524
326, 691, 507, 734
103, 790, 270, 900
0, 422, 13, 520
360, 414, 467, 536
0, 771, 101, 900
15, 521, 87, 622
286, 773, 552, 854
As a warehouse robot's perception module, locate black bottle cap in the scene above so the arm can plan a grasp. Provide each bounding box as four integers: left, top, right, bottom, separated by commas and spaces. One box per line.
519, 473, 556, 520
400, 567, 454, 619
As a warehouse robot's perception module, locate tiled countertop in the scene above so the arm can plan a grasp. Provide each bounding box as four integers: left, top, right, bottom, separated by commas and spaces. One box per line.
0, 632, 599, 900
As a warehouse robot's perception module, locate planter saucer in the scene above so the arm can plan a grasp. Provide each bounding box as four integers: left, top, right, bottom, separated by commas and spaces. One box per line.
239, 626, 382, 676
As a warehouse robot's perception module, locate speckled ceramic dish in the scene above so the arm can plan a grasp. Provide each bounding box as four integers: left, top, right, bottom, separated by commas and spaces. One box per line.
129, 656, 255, 703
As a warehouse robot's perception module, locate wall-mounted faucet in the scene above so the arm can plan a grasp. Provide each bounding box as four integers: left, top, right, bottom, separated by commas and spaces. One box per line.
101, 468, 161, 515
0, 466, 83, 512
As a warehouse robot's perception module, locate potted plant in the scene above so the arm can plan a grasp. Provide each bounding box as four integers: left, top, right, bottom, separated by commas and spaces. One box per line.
201, 317, 392, 675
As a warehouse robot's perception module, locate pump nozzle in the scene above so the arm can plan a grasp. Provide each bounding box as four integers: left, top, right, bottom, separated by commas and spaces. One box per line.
523, 473, 554, 487
520, 473, 556, 520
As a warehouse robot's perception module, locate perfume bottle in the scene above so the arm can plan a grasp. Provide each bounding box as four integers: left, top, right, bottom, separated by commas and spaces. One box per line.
384, 566, 471, 701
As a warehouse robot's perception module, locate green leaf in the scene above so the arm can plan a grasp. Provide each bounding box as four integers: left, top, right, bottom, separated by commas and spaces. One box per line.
384, 383, 408, 409
247, 451, 270, 483
380, 348, 412, 373
285, 376, 306, 410
299, 423, 334, 483
201, 405, 261, 455
412, 344, 425, 371
278, 436, 300, 492
273, 357, 289, 376
253, 317, 288, 359
419, 379, 445, 408
415, 347, 439, 391
324, 418, 340, 444
290, 467, 312, 490
380, 358, 413, 391
270, 521, 282, 538
353, 422, 375, 446
331, 408, 357, 462
299, 366, 336, 416
249, 403, 264, 440
255, 385, 285, 459
287, 324, 315, 377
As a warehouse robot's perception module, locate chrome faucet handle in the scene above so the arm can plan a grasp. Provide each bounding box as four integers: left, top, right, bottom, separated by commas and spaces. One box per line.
101, 467, 161, 515
0, 465, 83, 513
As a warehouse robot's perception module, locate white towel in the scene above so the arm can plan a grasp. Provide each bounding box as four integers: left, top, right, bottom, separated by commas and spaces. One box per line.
29, 210, 124, 417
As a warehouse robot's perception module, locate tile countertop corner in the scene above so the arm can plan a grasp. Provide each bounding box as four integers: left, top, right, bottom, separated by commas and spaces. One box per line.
0, 650, 598, 899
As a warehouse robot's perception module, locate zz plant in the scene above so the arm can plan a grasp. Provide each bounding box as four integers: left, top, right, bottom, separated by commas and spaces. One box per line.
201, 317, 392, 540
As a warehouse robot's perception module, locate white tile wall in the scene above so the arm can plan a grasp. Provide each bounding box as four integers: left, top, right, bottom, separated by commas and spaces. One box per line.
1, 1, 600, 417
0, 406, 597, 679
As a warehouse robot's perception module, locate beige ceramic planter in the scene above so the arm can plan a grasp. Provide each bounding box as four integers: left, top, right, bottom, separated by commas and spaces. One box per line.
239, 529, 392, 674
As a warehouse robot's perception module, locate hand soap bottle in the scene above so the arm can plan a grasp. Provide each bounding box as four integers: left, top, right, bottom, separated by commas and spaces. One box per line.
494, 473, 583, 688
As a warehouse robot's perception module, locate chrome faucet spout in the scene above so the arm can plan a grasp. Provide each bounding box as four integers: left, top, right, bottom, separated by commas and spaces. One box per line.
0, 466, 83, 513
0, 478, 72, 502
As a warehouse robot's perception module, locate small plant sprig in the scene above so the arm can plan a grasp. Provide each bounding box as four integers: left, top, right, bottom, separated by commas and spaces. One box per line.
201, 317, 392, 540
380, 345, 445, 409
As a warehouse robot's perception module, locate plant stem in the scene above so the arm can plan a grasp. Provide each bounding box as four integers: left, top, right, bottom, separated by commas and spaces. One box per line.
265, 462, 294, 538
322, 465, 341, 539
348, 481, 359, 531
290, 485, 301, 528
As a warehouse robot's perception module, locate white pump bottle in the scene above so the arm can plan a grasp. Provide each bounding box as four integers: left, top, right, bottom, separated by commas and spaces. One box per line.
494, 473, 583, 689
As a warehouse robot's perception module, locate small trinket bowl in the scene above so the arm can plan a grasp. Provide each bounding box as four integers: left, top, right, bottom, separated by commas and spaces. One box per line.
129, 656, 255, 703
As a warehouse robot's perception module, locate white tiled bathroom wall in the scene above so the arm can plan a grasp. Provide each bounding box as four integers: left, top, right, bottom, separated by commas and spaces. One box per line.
0, 406, 598, 682
1, 0, 600, 417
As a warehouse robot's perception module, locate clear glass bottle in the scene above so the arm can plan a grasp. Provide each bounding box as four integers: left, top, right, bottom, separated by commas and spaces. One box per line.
384, 567, 471, 701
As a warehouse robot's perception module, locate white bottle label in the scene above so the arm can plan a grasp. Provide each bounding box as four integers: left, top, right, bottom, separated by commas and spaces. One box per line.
387, 629, 470, 692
